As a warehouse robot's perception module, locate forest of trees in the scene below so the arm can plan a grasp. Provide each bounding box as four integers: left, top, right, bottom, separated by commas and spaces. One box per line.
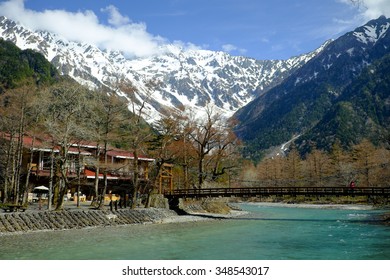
239, 141, 390, 190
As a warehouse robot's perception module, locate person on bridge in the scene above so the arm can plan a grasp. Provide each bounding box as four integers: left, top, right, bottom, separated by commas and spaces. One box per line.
349, 181, 356, 191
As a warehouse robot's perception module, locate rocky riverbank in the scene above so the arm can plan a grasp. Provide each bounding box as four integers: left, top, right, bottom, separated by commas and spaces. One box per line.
0, 208, 179, 235
0, 197, 244, 235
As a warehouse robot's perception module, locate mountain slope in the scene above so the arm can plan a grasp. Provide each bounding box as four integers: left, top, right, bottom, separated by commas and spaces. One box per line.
234, 16, 390, 160
0, 38, 58, 91
0, 16, 324, 121
297, 52, 390, 152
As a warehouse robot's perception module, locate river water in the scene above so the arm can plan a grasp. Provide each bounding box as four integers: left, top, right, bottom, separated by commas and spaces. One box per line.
0, 203, 389, 260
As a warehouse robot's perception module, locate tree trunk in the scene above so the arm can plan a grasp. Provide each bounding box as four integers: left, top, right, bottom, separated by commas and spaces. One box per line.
145, 160, 163, 208
91, 145, 101, 208
131, 149, 139, 209
55, 145, 70, 211
98, 171, 108, 209
48, 149, 54, 210
2, 133, 14, 203
55, 177, 67, 211
22, 136, 35, 205
14, 111, 26, 204
76, 148, 81, 208
98, 140, 109, 209
198, 156, 204, 188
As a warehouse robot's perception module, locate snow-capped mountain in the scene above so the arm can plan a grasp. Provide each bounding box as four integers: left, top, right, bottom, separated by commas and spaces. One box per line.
234, 16, 390, 160
0, 16, 325, 122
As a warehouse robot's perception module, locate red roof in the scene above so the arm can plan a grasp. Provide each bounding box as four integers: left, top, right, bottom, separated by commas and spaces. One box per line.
1, 133, 52, 150
107, 149, 154, 161
1, 133, 153, 161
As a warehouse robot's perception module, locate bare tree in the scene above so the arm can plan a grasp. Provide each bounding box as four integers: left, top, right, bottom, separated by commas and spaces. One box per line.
283, 144, 302, 187
118, 81, 155, 208
262, 156, 284, 187
187, 106, 232, 188
40, 80, 91, 210
352, 139, 376, 187
0, 81, 38, 204
209, 125, 240, 184
303, 147, 332, 187
144, 109, 190, 204
86, 89, 130, 208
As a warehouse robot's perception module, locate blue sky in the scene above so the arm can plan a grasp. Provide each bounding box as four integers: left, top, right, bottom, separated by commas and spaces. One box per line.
1, 0, 390, 59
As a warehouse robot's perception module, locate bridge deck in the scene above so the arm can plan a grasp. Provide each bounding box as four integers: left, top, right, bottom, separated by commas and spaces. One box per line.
164, 187, 390, 198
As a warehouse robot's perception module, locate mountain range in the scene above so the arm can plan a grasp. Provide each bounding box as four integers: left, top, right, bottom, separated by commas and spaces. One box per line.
0, 15, 325, 122
234, 16, 390, 160
1, 15, 390, 162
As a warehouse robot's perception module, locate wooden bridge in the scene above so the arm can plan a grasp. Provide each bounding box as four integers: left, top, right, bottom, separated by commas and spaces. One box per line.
164, 186, 390, 199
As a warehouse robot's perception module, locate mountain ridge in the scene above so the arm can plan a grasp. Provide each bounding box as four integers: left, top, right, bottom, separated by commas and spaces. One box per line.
0, 15, 325, 121
234, 16, 390, 160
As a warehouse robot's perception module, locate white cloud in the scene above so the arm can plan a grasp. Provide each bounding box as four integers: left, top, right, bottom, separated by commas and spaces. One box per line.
313, 0, 390, 44
361, 0, 390, 19
101, 5, 131, 27
260, 37, 270, 43
222, 44, 237, 52
340, 0, 390, 19
222, 44, 247, 55
0, 0, 198, 58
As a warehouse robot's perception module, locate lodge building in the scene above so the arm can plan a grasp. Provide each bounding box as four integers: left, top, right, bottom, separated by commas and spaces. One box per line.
0, 133, 173, 204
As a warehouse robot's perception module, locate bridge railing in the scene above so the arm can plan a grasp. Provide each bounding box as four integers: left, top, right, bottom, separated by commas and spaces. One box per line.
164, 187, 390, 197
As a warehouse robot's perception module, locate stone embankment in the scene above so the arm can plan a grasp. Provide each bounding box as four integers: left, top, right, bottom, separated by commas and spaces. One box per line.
0, 196, 240, 235
0, 208, 177, 235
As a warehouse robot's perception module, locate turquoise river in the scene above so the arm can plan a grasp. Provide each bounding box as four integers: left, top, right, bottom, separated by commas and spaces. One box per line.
0, 203, 389, 260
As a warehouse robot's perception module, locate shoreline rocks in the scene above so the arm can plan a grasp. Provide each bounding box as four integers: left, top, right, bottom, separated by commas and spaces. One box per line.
0, 208, 179, 235
0, 196, 242, 235
0, 197, 245, 235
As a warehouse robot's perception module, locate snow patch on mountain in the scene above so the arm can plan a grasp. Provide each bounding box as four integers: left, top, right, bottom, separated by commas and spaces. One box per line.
353, 20, 390, 45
